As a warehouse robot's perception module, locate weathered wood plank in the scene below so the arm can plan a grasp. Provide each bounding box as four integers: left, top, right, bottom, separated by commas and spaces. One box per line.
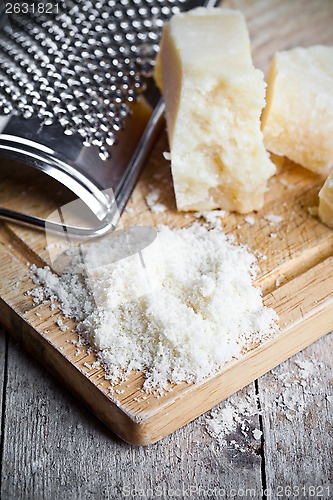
0, 338, 263, 499
258, 332, 333, 498
2, 331, 332, 499
0, 330, 6, 447
0, 1, 332, 493
221, 0, 333, 494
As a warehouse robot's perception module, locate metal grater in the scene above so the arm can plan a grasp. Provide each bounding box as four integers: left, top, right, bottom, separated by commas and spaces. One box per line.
0, 0, 218, 236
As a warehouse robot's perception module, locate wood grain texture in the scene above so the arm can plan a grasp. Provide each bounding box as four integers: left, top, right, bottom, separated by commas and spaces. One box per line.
258, 333, 333, 496
0, 332, 6, 443
1, 329, 331, 499
0, 0, 333, 446
1, 329, 264, 500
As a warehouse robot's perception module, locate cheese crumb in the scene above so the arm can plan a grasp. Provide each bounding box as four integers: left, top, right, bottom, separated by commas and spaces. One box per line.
244, 216, 255, 226
252, 428, 262, 440
264, 214, 283, 225
56, 318, 68, 332
30, 225, 279, 392
145, 189, 167, 214
194, 210, 227, 230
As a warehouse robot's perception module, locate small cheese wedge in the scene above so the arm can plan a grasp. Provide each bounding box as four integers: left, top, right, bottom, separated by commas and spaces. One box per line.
262, 46, 333, 175
154, 8, 275, 213
319, 173, 333, 228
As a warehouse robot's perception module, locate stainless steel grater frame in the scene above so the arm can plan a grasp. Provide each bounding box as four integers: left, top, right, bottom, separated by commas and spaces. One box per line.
0, 0, 219, 237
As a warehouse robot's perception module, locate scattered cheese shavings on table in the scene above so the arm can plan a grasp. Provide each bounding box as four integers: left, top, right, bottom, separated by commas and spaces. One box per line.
270, 358, 321, 421
205, 392, 260, 451
205, 356, 324, 452
29, 224, 279, 393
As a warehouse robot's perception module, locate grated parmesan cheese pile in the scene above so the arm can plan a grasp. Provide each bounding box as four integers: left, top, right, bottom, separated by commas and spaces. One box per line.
30, 224, 279, 392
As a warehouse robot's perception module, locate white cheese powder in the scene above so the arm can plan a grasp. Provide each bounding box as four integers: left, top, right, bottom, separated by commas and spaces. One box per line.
29, 224, 279, 392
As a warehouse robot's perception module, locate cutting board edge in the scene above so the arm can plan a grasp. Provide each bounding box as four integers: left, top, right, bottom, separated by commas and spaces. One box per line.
1, 252, 333, 445
0, 294, 158, 446
1, 292, 332, 446
133, 298, 333, 444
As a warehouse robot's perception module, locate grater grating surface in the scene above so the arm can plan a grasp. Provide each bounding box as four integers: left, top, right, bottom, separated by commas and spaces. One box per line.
0, 0, 217, 235
0, 0, 192, 159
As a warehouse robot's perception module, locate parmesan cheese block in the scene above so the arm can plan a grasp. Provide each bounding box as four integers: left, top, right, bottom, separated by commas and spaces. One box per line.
154, 8, 276, 214
262, 46, 333, 174
319, 173, 333, 228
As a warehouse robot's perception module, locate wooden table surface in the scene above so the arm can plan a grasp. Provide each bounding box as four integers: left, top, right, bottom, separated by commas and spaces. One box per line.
0, 327, 332, 499
0, 0, 333, 497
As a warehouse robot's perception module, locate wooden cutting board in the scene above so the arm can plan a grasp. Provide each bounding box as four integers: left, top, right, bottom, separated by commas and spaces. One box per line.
1, 0, 333, 445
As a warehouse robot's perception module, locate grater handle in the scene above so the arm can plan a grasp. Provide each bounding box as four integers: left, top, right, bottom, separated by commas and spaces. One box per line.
115, 98, 165, 215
